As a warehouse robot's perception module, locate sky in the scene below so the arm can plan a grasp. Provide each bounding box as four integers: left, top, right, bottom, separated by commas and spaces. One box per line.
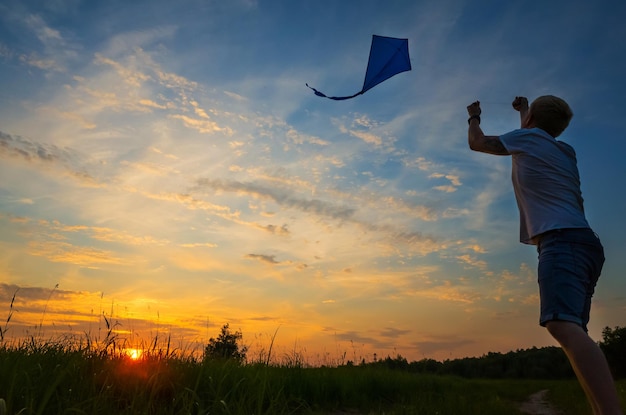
1, 0, 625, 363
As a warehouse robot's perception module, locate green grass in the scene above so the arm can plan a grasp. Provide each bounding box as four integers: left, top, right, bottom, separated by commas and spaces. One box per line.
1, 339, 624, 415
548, 379, 626, 415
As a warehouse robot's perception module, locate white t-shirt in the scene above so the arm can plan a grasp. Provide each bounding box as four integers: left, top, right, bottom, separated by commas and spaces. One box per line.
499, 128, 590, 245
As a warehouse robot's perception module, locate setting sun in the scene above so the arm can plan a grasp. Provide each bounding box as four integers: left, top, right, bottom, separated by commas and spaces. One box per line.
125, 349, 143, 361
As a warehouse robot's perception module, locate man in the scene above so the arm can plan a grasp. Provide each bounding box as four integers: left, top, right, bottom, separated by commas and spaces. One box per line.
467, 96, 623, 415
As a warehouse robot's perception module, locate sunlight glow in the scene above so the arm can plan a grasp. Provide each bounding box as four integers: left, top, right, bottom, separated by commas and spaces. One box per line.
125, 348, 143, 360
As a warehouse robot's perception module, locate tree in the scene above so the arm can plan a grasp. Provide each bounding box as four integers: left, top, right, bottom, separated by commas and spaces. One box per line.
204, 324, 248, 363
600, 325, 626, 379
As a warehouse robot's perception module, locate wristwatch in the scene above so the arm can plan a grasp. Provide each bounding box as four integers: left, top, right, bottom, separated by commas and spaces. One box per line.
468, 115, 481, 124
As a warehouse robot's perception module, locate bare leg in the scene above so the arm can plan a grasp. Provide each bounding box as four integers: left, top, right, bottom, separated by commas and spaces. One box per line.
546, 321, 623, 415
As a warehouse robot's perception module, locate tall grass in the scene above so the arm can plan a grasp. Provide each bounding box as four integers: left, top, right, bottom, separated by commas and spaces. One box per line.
0, 289, 17, 343
3, 336, 621, 414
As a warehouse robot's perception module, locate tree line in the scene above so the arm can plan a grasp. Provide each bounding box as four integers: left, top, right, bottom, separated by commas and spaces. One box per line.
351, 325, 626, 380
206, 324, 626, 380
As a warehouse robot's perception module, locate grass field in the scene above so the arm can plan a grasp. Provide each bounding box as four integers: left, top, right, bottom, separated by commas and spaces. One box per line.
1, 337, 624, 415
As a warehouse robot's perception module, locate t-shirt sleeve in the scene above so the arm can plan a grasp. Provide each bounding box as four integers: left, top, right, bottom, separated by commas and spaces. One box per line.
499, 129, 527, 154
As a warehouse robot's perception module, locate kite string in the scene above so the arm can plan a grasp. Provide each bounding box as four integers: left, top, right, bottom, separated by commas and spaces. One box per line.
480, 101, 512, 105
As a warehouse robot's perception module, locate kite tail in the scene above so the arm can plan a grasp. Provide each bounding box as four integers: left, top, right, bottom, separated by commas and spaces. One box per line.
306, 83, 328, 98
306, 83, 363, 101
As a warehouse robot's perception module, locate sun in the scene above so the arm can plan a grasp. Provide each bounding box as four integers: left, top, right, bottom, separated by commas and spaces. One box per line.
125, 348, 143, 360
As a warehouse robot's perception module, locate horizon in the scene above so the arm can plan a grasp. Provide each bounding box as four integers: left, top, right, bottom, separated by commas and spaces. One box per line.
0, 283, 581, 365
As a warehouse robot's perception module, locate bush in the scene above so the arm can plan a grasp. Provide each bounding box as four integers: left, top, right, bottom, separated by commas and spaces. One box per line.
204, 324, 248, 363
600, 326, 626, 379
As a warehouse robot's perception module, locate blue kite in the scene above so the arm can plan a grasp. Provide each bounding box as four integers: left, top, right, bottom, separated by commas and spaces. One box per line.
307, 35, 411, 100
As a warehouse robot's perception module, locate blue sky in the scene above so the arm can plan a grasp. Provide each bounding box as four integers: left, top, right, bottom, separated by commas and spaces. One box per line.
1, 0, 625, 362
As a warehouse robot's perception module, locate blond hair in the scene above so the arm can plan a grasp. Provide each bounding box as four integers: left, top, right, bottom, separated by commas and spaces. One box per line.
529, 95, 573, 138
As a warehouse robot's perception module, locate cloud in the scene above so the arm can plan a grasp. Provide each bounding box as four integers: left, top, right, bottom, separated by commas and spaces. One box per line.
41, 107, 97, 130
0, 42, 12, 58
120, 160, 180, 176
328, 329, 386, 348
429, 173, 462, 193
139, 99, 168, 110
195, 178, 356, 221
352, 114, 377, 129
408, 157, 435, 171
1, 131, 61, 163
164, 249, 230, 273
191, 176, 443, 259
179, 242, 218, 248
28, 240, 126, 268
245, 253, 280, 265
169, 114, 234, 135
0, 283, 57, 304
101, 26, 178, 59
49, 221, 170, 247
0, 282, 207, 345
19, 53, 64, 72
285, 129, 329, 147
413, 336, 475, 356
463, 243, 487, 254
0, 131, 101, 186
379, 327, 411, 339
258, 223, 290, 235
407, 280, 482, 304
42, 45, 201, 126
132, 189, 293, 238
15, 13, 81, 73
331, 113, 404, 151
25, 14, 63, 45
244, 254, 307, 272
150, 147, 178, 159
456, 254, 488, 270
223, 91, 247, 101
154, 65, 198, 90
347, 129, 382, 146
2, 215, 171, 263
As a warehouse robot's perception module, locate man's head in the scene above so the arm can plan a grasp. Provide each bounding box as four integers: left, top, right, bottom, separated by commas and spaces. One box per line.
525, 95, 573, 138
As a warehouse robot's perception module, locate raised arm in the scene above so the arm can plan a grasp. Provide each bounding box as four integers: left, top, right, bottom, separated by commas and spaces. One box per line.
467, 101, 509, 155
512, 96, 529, 128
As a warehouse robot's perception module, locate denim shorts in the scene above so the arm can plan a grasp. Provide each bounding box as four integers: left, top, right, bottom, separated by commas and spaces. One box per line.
536, 228, 605, 332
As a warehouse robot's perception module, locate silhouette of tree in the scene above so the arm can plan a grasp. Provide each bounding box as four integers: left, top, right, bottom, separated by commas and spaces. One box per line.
204, 324, 248, 363
600, 325, 626, 378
